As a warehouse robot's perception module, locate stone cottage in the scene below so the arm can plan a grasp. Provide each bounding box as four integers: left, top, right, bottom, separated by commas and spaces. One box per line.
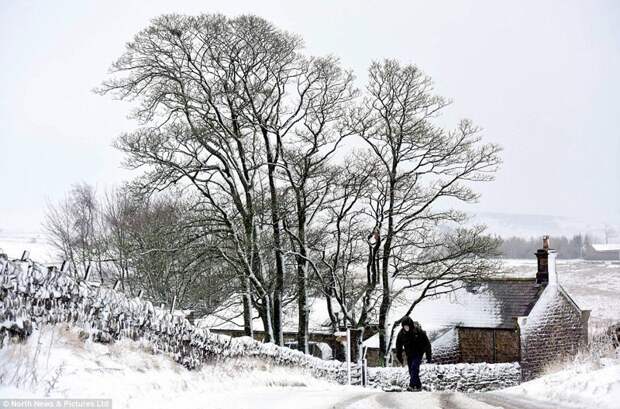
363, 236, 589, 377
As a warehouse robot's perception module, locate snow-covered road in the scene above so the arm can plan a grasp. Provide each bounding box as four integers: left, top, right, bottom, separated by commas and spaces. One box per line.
216, 389, 577, 409
226, 389, 579, 409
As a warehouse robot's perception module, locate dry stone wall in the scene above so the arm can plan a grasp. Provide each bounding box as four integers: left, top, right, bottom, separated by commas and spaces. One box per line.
0, 255, 344, 381
368, 362, 521, 392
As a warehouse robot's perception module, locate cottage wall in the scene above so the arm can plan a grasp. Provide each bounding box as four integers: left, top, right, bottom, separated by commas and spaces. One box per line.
519, 284, 589, 380
431, 328, 461, 364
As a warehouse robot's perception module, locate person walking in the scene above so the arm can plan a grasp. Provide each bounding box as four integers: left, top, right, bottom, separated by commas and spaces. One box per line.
395, 316, 432, 391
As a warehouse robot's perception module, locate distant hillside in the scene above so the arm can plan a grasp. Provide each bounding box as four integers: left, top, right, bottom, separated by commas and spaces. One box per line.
469, 212, 619, 241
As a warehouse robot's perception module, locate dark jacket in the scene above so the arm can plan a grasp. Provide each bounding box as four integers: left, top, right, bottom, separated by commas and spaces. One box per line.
395, 316, 432, 363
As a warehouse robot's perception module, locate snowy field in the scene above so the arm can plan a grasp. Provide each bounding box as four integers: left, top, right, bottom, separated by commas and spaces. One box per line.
500, 258, 620, 330
1, 241, 619, 408
0, 325, 361, 409
0, 231, 57, 264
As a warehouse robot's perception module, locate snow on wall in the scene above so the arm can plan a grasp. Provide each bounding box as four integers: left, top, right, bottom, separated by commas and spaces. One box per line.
367, 362, 521, 392
0, 255, 521, 391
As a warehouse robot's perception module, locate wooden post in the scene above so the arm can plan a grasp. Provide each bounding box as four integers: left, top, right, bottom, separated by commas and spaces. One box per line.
113, 279, 120, 291
21, 250, 29, 261
60, 260, 68, 272
137, 290, 144, 299
170, 295, 177, 314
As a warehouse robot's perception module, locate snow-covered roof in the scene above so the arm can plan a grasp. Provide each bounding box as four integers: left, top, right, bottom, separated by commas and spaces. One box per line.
384, 278, 543, 333
591, 243, 620, 252
197, 296, 333, 334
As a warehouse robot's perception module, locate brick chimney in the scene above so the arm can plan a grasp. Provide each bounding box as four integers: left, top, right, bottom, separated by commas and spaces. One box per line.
535, 235, 557, 285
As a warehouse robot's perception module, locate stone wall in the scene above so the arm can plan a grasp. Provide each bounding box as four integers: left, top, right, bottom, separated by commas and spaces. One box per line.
519, 284, 589, 380
367, 362, 521, 392
0, 256, 345, 381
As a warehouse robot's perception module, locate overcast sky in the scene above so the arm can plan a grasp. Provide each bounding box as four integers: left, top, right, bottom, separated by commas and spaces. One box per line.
1, 0, 619, 234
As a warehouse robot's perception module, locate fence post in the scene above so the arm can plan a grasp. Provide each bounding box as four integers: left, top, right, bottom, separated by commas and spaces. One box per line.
346, 327, 351, 385
362, 346, 368, 387
21, 250, 30, 261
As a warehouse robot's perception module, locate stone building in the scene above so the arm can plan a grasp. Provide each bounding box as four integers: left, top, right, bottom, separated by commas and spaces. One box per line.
518, 238, 590, 379
196, 298, 344, 360
363, 237, 589, 375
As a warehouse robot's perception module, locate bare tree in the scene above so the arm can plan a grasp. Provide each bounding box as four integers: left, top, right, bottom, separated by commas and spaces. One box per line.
97, 14, 356, 345
309, 159, 376, 338
278, 56, 357, 352
96, 15, 502, 357
356, 60, 502, 364
100, 188, 135, 291
44, 183, 102, 275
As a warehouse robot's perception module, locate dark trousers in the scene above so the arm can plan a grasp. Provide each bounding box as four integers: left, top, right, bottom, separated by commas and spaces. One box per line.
407, 355, 422, 388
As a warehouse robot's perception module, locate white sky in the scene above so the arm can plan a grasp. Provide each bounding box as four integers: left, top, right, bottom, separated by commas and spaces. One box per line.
1, 0, 619, 234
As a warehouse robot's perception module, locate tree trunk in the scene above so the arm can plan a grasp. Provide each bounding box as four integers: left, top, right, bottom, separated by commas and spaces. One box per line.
263, 129, 285, 346
297, 256, 309, 353
378, 171, 397, 365
241, 276, 253, 338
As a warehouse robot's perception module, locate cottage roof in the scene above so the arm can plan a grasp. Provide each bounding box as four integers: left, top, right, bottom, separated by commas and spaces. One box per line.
386, 278, 543, 333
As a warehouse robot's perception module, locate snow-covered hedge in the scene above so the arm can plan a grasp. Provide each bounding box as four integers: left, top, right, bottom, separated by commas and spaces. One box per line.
367, 362, 521, 392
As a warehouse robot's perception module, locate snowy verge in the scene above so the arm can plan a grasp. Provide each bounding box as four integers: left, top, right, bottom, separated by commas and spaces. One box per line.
500, 354, 620, 409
